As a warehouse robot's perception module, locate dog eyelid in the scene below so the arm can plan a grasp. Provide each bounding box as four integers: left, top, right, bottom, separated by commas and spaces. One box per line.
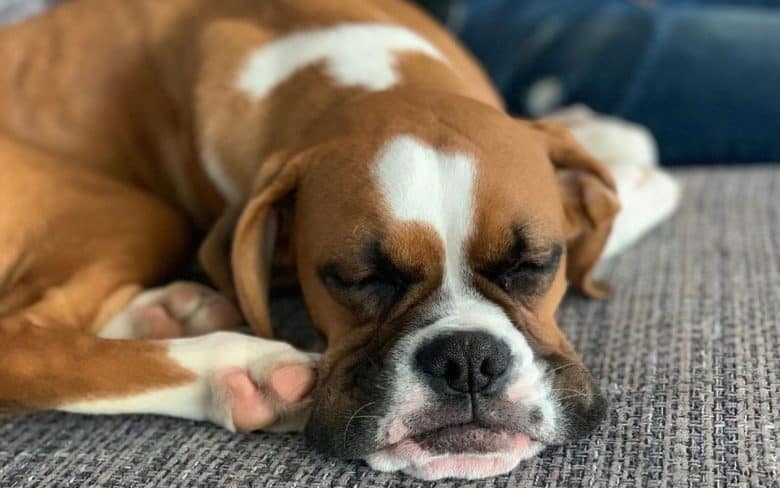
478, 243, 563, 295
319, 266, 370, 289
317, 263, 419, 291
480, 243, 562, 276
522, 244, 563, 271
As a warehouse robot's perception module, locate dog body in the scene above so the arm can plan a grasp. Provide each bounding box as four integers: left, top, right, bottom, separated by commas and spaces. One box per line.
0, 0, 618, 480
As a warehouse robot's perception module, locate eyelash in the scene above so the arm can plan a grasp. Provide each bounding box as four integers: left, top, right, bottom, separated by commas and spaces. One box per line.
322, 269, 409, 291
495, 261, 548, 292
487, 247, 562, 293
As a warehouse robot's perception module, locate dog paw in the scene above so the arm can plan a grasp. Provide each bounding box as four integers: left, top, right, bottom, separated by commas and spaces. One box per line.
99, 282, 243, 339
209, 348, 318, 432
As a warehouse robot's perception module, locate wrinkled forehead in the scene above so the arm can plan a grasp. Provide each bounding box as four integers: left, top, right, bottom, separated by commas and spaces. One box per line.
297, 132, 565, 264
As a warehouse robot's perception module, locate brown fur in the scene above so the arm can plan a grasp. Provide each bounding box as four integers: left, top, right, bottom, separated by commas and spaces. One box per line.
0, 0, 617, 424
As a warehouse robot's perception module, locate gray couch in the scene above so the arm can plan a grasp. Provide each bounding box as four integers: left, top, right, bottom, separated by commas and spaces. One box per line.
2, 167, 778, 486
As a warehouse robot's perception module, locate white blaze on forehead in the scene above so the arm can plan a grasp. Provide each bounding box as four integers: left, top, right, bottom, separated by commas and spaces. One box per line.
237, 23, 447, 99
373, 136, 476, 296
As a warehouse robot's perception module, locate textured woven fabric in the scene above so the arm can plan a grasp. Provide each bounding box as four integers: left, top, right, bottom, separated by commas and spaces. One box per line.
1, 167, 778, 487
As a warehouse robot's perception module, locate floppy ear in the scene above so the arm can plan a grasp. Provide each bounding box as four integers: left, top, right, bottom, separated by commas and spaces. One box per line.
197, 151, 306, 338
533, 121, 621, 298
198, 204, 244, 296
231, 150, 310, 338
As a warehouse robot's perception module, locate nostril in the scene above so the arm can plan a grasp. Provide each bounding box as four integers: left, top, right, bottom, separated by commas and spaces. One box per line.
473, 356, 508, 391
479, 359, 489, 376
445, 359, 469, 392
480, 349, 510, 378
445, 360, 460, 381
480, 358, 497, 376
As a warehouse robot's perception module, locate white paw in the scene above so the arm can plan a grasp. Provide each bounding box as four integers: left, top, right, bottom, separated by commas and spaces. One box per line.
545, 104, 659, 170
99, 282, 243, 339
545, 105, 681, 260
210, 339, 319, 432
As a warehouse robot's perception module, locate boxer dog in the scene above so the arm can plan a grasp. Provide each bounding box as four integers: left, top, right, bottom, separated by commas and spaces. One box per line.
0, 0, 619, 480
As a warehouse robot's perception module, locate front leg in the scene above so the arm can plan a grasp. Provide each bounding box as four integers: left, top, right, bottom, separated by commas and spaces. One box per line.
93, 281, 318, 431
1, 321, 317, 432
62, 331, 319, 432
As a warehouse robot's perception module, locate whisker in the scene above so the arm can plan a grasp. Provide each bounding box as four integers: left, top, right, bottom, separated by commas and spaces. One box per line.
545, 362, 578, 376
556, 393, 589, 402
343, 401, 377, 448
550, 388, 590, 402
551, 387, 590, 403
550, 388, 587, 394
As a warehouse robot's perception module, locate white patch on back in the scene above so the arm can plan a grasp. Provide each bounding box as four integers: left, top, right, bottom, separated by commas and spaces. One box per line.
201, 24, 446, 203
237, 23, 447, 100
373, 135, 475, 298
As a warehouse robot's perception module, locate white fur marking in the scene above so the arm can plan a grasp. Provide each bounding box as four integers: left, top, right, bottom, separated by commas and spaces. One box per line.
237, 23, 447, 100
60, 382, 211, 421
373, 135, 475, 297
544, 105, 681, 259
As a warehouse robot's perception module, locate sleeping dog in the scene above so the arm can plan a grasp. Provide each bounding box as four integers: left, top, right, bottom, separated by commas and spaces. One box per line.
0, 0, 630, 480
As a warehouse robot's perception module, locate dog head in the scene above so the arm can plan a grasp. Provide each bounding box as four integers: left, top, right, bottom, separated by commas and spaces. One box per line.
206, 89, 618, 480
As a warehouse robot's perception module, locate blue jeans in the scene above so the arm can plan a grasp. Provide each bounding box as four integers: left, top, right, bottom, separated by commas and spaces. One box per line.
424, 0, 780, 164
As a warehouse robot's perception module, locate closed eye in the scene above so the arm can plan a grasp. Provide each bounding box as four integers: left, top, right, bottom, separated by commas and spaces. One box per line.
480, 244, 563, 294
319, 267, 410, 291
318, 242, 421, 319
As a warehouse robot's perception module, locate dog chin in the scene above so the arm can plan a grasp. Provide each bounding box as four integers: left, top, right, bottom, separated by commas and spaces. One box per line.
364, 430, 545, 481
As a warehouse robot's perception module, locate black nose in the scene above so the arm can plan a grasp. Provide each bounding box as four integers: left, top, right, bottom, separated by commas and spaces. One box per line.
415, 331, 511, 395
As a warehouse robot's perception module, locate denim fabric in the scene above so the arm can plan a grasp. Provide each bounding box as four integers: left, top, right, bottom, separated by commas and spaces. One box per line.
418, 0, 780, 164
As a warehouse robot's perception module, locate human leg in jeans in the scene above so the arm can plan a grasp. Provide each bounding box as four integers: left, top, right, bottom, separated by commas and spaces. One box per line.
417, 0, 780, 164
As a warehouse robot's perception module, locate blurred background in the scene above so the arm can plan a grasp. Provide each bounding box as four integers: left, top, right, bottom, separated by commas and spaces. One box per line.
416, 0, 780, 165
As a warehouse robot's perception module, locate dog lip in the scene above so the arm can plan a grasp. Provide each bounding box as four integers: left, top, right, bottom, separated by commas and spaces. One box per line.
367, 424, 540, 480
386, 422, 533, 454
411, 422, 497, 442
